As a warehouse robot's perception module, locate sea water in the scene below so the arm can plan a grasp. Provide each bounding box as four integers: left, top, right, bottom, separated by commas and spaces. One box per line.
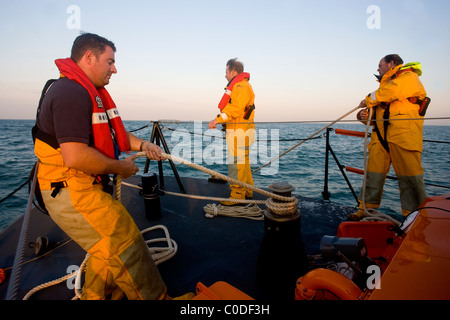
0, 119, 449, 231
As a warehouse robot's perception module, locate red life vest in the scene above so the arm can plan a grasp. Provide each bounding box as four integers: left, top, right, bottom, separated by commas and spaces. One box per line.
54, 58, 130, 159
218, 72, 250, 110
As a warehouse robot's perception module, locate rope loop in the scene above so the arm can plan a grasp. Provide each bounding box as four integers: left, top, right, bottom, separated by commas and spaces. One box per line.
265, 197, 299, 216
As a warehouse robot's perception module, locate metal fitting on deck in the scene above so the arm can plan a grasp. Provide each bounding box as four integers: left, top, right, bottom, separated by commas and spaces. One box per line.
141, 173, 162, 220
257, 181, 309, 299
264, 182, 299, 220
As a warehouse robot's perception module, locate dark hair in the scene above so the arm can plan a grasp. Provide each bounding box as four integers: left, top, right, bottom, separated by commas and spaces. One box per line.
226, 58, 244, 74
383, 54, 403, 66
70, 32, 116, 62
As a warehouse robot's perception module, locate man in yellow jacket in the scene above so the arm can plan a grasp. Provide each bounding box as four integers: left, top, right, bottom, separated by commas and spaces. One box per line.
350, 54, 428, 220
209, 59, 255, 205
33, 33, 168, 299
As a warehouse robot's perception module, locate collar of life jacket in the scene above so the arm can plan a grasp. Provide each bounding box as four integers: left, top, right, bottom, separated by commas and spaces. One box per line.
218, 72, 250, 111
374, 62, 422, 82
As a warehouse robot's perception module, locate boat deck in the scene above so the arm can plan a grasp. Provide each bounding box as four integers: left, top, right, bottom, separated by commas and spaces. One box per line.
0, 175, 354, 300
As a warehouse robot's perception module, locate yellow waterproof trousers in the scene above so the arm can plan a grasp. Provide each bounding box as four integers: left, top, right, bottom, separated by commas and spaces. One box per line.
226, 129, 254, 198
41, 185, 166, 300
358, 142, 427, 216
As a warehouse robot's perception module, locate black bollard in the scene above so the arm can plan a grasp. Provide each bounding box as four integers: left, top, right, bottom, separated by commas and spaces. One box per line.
256, 182, 309, 299
141, 173, 161, 220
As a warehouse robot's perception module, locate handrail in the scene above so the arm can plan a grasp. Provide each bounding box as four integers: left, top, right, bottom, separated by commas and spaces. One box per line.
334, 129, 367, 138
345, 166, 450, 189
6, 162, 39, 300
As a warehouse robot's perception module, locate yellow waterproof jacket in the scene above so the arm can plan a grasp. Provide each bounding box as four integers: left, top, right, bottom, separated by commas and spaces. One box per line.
216, 78, 255, 132
365, 63, 427, 152
35, 138, 100, 191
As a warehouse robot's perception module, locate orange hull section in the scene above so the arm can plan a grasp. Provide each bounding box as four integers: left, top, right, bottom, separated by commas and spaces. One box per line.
295, 195, 450, 300
368, 195, 450, 300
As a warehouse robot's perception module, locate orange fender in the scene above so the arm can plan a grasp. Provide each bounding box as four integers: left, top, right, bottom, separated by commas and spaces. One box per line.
0, 268, 5, 285
295, 268, 363, 300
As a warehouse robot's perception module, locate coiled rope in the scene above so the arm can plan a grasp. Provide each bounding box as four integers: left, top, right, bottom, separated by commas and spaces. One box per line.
22, 224, 176, 300
20, 107, 412, 299
122, 180, 266, 220
22, 147, 299, 300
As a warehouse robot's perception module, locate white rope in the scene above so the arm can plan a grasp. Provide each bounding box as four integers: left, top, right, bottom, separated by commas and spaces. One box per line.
252, 106, 361, 174
141, 225, 177, 265
121, 170, 299, 216
118, 151, 299, 217
73, 253, 90, 299
149, 188, 266, 205
204, 203, 264, 220
25, 109, 366, 299
122, 181, 289, 218
160, 152, 299, 215
360, 108, 401, 226
23, 225, 177, 300
22, 270, 78, 300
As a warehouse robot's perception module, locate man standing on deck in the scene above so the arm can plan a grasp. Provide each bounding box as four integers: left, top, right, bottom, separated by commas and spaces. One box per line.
209, 59, 256, 205
32, 33, 169, 299
349, 54, 428, 220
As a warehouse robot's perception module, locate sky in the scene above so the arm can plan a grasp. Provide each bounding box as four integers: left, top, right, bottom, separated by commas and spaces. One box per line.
0, 0, 449, 125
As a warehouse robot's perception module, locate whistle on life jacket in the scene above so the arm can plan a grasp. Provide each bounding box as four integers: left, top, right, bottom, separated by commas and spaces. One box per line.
243, 104, 255, 120
408, 96, 431, 116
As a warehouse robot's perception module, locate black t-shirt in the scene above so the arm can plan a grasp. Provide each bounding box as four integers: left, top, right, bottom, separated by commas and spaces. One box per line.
37, 77, 93, 145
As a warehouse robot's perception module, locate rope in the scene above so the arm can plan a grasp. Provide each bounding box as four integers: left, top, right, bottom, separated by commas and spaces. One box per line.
123, 178, 298, 217
73, 253, 89, 299
22, 225, 176, 300
141, 225, 177, 265
117, 151, 299, 216
360, 108, 401, 226
252, 105, 361, 174
20, 108, 413, 299
162, 152, 296, 204
23, 147, 298, 300
1, 122, 448, 207
13, 112, 447, 300
22, 268, 80, 300
204, 203, 264, 220
154, 116, 450, 125
163, 125, 324, 142
162, 189, 266, 205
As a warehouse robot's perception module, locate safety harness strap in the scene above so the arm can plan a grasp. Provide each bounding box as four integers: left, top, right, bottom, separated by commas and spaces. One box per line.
372, 105, 390, 153
31, 79, 58, 148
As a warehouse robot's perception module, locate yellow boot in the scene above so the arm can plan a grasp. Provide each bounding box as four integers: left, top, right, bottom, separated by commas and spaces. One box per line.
348, 209, 366, 221
348, 202, 379, 221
